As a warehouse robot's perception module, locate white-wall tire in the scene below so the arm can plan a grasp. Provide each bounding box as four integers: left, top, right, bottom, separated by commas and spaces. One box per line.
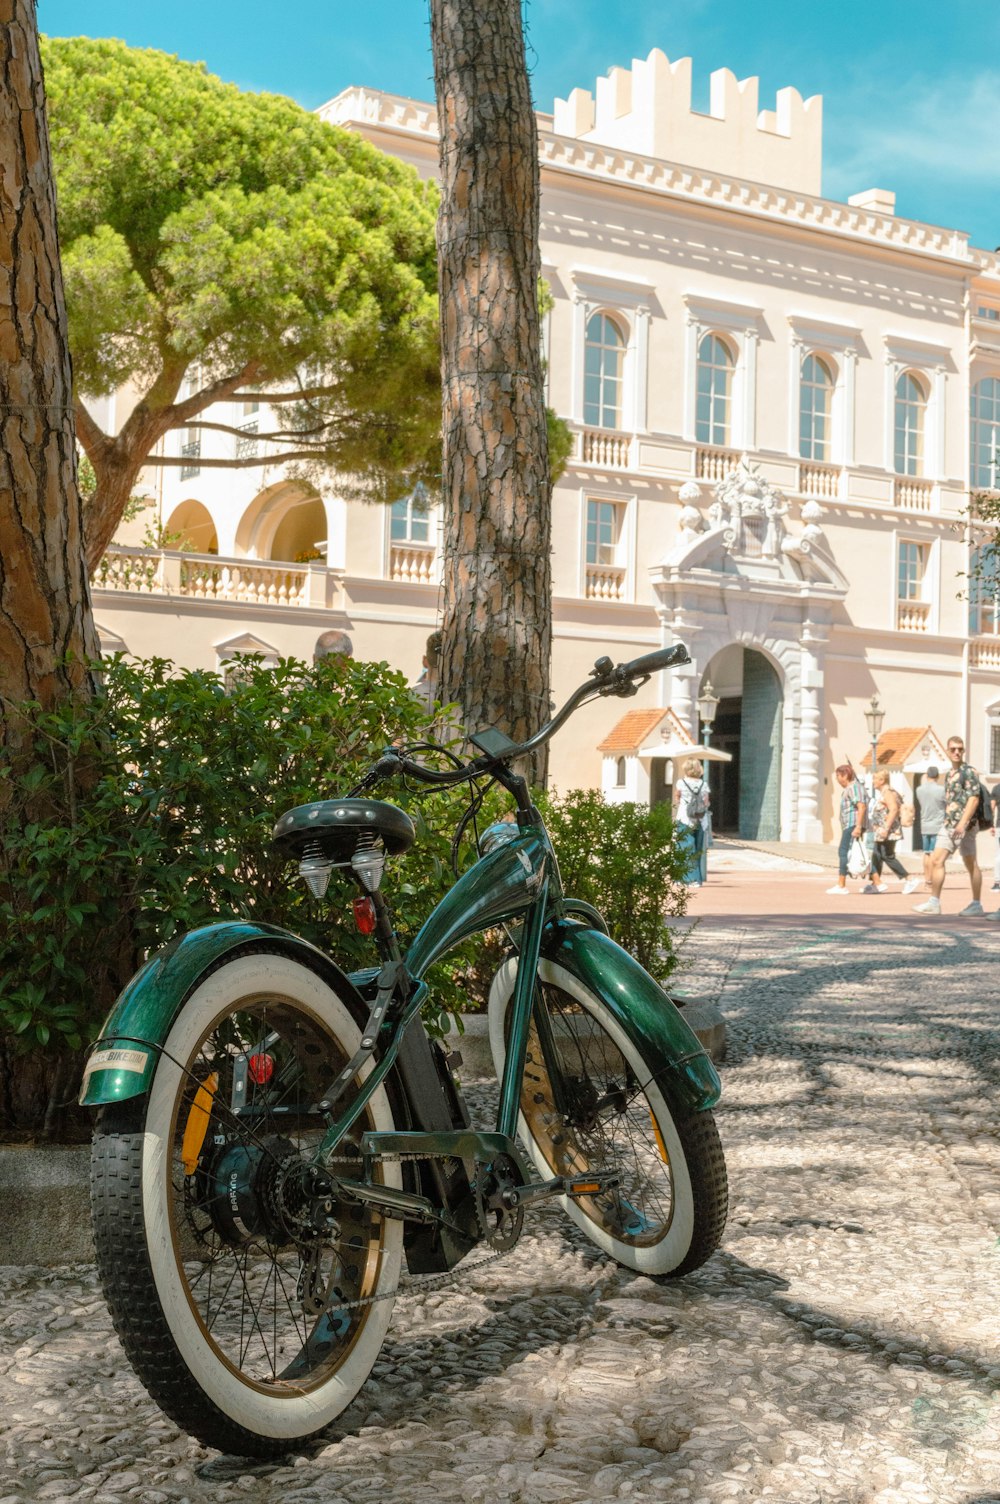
92, 952, 402, 1456
488, 957, 727, 1276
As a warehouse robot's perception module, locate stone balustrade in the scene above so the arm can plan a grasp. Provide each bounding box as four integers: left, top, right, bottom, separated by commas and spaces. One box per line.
896, 599, 931, 632
389, 542, 438, 584
585, 563, 626, 600
578, 428, 632, 469
799, 461, 842, 500
894, 477, 934, 511
695, 445, 741, 482
93, 547, 336, 610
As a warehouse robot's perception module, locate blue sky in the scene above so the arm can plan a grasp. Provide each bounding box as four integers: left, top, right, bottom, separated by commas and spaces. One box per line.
38, 0, 1000, 250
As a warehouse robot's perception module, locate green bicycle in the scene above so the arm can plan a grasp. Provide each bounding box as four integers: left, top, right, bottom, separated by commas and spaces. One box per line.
81, 642, 727, 1456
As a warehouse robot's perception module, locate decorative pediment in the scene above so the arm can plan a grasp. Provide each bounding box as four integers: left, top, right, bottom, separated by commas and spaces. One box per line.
214, 631, 279, 658
657, 458, 847, 593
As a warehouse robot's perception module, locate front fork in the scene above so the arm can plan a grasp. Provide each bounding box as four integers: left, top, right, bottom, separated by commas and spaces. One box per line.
496, 878, 550, 1138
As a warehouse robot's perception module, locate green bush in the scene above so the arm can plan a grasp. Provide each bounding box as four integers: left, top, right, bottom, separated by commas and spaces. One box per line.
0, 655, 468, 1123
539, 789, 689, 984
0, 658, 690, 1131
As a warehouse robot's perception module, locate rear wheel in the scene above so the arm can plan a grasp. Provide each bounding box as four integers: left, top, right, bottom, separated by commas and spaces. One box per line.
488, 958, 727, 1276
91, 952, 402, 1457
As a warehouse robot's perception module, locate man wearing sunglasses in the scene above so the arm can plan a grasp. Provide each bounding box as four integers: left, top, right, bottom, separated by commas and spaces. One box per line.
913, 738, 982, 916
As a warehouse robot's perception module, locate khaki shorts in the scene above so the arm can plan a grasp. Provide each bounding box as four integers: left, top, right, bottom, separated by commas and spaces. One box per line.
935, 827, 977, 859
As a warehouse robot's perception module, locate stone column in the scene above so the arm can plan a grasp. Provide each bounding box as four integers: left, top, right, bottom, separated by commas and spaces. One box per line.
740, 326, 759, 451
797, 623, 827, 841
571, 295, 591, 424
840, 348, 857, 467
631, 305, 650, 434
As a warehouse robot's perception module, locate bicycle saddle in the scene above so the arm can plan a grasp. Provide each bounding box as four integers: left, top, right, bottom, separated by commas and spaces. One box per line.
271, 798, 415, 862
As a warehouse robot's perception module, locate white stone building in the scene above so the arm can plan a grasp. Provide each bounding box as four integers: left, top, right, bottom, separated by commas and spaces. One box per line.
93, 49, 1000, 841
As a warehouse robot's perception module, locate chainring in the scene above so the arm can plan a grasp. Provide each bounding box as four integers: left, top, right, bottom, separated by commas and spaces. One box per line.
472, 1152, 526, 1252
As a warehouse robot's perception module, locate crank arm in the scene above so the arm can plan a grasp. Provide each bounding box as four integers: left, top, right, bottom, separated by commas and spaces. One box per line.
504, 1170, 622, 1208
332, 1175, 472, 1237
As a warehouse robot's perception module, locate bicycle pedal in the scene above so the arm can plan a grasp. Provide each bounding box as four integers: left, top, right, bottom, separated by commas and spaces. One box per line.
564, 1172, 621, 1198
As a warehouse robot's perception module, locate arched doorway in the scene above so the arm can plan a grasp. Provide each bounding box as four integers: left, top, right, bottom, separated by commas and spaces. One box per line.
165, 499, 218, 554
700, 646, 783, 840
235, 483, 327, 562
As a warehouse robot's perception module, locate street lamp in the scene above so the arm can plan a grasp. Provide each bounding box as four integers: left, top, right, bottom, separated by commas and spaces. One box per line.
864, 693, 885, 793
697, 679, 720, 748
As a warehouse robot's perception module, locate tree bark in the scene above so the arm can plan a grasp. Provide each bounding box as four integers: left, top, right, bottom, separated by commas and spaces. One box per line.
0, 0, 96, 747
429, 0, 552, 781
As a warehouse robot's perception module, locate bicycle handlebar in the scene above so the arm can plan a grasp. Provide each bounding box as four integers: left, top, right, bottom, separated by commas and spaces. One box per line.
367, 641, 691, 790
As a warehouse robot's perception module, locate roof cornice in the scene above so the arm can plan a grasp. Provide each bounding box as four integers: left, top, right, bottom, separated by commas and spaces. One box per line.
321, 86, 991, 272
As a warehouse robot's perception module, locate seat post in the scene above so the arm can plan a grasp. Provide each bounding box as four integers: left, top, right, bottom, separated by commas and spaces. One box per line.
366, 885, 403, 964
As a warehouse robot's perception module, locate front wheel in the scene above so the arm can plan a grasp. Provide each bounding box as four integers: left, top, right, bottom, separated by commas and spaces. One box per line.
90, 951, 403, 1457
488, 958, 727, 1276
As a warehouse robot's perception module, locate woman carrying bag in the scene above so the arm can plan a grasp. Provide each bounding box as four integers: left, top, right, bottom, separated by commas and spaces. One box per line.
829, 763, 867, 895
866, 769, 921, 895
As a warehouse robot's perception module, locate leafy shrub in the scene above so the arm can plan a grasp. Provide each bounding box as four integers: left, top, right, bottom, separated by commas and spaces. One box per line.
454, 790, 690, 1009
539, 789, 689, 983
0, 658, 689, 1131
0, 654, 469, 1128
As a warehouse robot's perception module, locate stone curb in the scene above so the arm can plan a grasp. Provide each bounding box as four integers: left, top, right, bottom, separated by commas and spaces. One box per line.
0, 1002, 726, 1268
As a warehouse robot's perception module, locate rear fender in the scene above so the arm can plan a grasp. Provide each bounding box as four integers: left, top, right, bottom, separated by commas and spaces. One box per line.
540, 918, 721, 1115
79, 921, 371, 1107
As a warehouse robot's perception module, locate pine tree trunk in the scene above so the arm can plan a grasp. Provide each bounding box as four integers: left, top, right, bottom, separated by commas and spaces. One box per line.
0, 0, 97, 746
429, 0, 552, 782
0, 3, 102, 1136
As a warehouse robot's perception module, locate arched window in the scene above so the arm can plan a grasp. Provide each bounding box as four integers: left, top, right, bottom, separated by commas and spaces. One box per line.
971, 377, 1000, 490
969, 542, 1000, 635
799, 353, 834, 461
615, 756, 627, 787
894, 372, 926, 477
696, 334, 734, 445
390, 486, 431, 544
584, 313, 624, 429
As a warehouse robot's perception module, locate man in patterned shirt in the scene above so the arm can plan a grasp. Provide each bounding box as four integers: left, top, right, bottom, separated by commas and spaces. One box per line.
913, 736, 982, 916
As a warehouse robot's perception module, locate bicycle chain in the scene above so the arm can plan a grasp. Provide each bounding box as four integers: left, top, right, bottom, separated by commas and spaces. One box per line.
298, 1150, 518, 1318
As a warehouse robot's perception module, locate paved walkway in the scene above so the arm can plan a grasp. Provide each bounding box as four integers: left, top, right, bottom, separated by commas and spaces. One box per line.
3, 910, 1000, 1502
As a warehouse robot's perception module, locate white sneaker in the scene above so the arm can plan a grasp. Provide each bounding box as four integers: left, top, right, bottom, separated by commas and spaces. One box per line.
985, 908, 1000, 921
901, 878, 921, 895
913, 898, 941, 914
958, 901, 985, 917
874, 883, 888, 893
826, 885, 849, 895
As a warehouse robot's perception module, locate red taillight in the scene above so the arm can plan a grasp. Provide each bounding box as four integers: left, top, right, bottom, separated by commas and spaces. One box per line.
248, 1052, 274, 1086
353, 895, 377, 934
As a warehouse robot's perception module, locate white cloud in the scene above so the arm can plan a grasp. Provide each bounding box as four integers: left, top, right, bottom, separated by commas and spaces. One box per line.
824, 69, 1000, 200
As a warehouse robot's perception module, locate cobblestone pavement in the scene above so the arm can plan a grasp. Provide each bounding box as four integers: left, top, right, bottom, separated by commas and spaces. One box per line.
3, 920, 1000, 1503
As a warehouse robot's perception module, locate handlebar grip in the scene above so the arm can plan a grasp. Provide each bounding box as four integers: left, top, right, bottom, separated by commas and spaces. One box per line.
620, 643, 691, 678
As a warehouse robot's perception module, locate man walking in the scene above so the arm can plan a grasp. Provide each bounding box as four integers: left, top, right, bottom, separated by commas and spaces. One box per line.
913, 737, 982, 916
915, 765, 945, 889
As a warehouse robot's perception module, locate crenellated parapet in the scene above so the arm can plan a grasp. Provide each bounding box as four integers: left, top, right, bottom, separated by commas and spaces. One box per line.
552, 49, 822, 195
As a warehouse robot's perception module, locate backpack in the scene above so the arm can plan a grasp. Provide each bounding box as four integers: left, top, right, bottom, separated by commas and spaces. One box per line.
975, 781, 993, 832
684, 779, 709, 823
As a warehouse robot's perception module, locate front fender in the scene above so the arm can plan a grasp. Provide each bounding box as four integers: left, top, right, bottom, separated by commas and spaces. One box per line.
79, 921, 368, 1107
541, 919, 721, 1115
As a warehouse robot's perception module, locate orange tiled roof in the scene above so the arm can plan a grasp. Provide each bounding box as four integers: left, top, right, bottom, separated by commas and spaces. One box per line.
597, 708, 668, 754
861, 726, 931, 770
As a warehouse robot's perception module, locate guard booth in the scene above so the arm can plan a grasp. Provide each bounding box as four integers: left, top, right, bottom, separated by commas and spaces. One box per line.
598, 707, 732, 811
